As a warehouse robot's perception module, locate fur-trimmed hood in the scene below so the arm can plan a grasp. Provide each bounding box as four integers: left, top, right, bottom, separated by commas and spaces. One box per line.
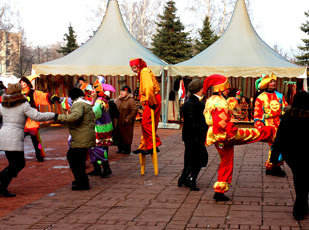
1, 93, 27, 108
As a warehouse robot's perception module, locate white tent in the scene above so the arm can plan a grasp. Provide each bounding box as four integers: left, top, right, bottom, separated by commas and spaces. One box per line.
169, 0, 307, 80
32, 0, 166, 76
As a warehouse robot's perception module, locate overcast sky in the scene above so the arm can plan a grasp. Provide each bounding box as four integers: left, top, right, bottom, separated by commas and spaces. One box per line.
14, 0, 309, 56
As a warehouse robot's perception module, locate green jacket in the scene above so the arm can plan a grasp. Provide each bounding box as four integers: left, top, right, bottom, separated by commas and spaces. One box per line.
58, 98, 96, 148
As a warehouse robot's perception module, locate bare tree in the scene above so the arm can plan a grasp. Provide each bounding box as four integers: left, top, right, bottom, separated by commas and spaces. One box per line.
273, 43, 291, 60
16, 33, 34, 77
180, 0, 252, 39
85, 0, 164, 48
0, 1, 20, 32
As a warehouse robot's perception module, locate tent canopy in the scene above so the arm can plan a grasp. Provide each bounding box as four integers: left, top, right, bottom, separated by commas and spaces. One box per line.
32, 0, 166, 76
170, 0, 307, 78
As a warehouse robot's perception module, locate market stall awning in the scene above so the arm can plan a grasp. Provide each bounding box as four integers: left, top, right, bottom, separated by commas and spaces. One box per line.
32, 0, 167, 76
169, 0, 307, 78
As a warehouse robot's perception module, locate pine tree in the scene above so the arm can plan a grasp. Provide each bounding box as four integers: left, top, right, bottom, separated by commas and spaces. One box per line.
151, 1, 192, 64
296, 11, 309, 66
194, 15, 219, 55
57, 24, 79, 55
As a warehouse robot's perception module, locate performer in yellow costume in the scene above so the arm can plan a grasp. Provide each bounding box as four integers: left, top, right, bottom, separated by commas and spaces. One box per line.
254, 73, 288, 177
129, 58, 161, 155
203, 74, 275, 201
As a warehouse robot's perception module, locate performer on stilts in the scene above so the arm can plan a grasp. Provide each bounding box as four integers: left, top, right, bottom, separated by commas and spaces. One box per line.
129, 58, 161, 155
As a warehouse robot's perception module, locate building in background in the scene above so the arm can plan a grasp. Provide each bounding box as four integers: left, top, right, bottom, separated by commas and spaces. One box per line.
0, 30, 21, 77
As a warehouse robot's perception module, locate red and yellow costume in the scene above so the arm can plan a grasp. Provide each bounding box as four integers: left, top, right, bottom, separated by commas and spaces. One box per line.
253, 73, 288, 169
20, 75, 53, 160
204, 75, 275, 194
130, 58, 161, 151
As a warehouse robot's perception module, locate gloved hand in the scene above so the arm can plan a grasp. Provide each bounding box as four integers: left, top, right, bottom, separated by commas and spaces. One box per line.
51, 95, 61, 103
149, 104, 156, 110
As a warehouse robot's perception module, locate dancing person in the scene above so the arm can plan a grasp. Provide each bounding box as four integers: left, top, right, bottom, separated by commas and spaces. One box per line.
0, 83, 55, 197
178, 79, 208, 191
20, 75, 59, 162
203, 74, 276, 201
115, 85, 138, 154
56, 88, 96, 190
254, 73, 288, 177
270, 91, 309, 220
87, 77, 114, 178
129, 58, 161, 155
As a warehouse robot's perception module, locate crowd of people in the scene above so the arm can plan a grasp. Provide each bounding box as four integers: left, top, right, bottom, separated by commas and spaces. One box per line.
0, 61, 308, 220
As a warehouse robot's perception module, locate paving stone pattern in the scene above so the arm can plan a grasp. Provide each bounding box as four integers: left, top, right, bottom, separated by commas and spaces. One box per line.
0, 124, 308, 229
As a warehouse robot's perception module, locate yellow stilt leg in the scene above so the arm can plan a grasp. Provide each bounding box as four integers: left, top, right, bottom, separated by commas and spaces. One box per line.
139, 153, 145, 175
151, 109, 158, 176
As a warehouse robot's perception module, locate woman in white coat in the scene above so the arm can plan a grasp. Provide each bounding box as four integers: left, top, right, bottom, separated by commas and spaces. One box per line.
0, 83, 55, 197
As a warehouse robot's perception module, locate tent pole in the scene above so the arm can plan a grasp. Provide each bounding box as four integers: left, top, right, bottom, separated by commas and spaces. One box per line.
160, 68, 165, 124
303, 77, 308, 92
164, 70, 170, 128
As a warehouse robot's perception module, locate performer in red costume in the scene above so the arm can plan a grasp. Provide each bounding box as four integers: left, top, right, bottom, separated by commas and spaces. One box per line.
20, 75, 59, 162
254, 73, 288, 177
203, 74, 276, 201
129, 58, 161, 155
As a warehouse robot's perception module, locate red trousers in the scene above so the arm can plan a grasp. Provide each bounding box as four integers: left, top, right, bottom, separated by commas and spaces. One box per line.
138, 94, 162, 150
214, 143, 234, 193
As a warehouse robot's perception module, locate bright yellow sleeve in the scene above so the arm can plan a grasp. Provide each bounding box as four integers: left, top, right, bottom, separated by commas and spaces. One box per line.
139, 68, 160, 106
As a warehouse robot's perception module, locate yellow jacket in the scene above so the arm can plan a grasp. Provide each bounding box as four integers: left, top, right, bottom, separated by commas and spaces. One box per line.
139, 67, 160, 106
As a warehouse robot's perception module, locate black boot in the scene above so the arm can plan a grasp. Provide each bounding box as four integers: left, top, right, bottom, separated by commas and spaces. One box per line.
37, 157, 44, 162
71, 181, 89, 191
178, 176, 190, 187
0, 170, 15, 197
188, 176, 199, 191
178, 167, 191, 187
0, 188, 16, 197
266, 166, 286, 177
87, 161, 102, 176
101, 161, 112, 178
213, 192, 230, 202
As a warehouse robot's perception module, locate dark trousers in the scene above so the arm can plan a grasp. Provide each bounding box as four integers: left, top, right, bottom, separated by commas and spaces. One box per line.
180, 142, 208, 181
117, 143, 131, 154
0, 151, 25, 190
291, 167, 309, 217
25, 131, 44, 159
67, 148, 89, 187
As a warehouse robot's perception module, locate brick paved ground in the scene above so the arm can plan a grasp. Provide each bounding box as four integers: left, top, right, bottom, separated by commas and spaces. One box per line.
0, 123, 308, 229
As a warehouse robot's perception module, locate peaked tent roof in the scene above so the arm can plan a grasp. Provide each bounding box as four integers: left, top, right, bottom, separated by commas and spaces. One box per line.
32, 0, 166, 76
170, 0, 306, 78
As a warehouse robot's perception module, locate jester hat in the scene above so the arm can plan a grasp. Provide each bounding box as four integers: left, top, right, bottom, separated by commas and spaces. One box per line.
93, 76, 116, 95
20, 74, 40, 89
129, 58, 147, 69
236, 90, 242, 100
259, 73, 277, 90
203, 74, 230, 94
255, 77, 263, 90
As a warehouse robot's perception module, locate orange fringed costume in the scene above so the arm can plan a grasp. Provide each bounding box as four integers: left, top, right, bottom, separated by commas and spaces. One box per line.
20, 75, 53, 161
253, 73, 288, 170
130, 58, 161, 151
203, 75, 275, 194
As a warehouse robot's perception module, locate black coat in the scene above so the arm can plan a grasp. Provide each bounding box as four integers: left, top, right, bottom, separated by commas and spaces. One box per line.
182, 94, 208, 143
182, 94, 208, 167
271, 108, 309, 170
